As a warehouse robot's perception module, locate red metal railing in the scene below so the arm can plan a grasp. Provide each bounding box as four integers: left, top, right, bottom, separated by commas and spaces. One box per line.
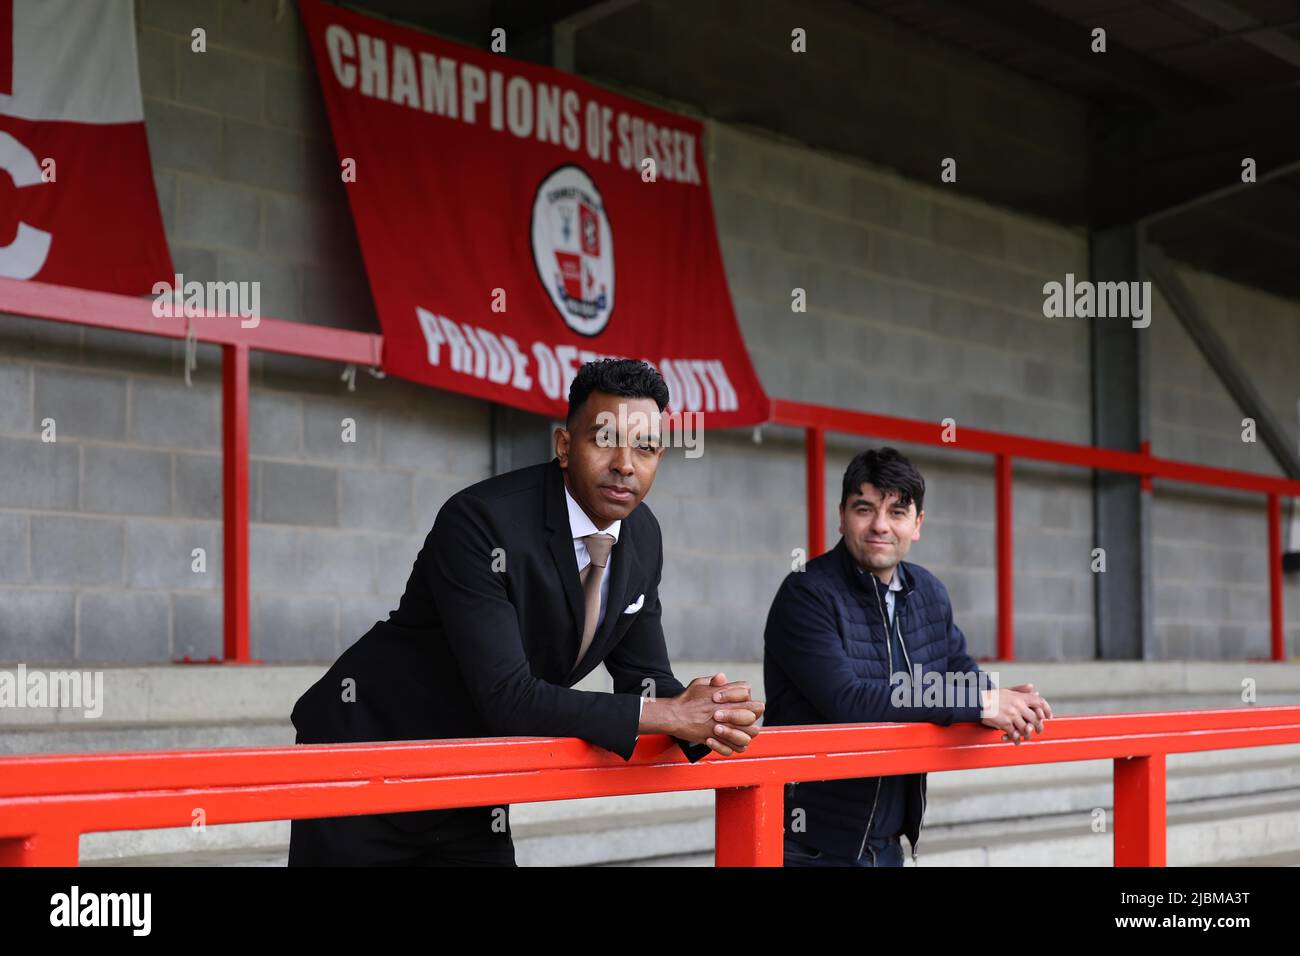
1, 277, 1295, 663
2, 707, 1298, 866
770, 399, 1300, 662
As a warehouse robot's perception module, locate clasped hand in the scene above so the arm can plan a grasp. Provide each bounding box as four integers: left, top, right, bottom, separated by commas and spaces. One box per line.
672, 672, 764, 756
980, 683, 1053, 744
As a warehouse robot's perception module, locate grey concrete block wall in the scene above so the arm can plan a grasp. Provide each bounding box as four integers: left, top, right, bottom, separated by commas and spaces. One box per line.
652, 434, 807, 663
1, 0, 1297, 668
711, 124, 1091, 439
0, 329, 491, 662
7, 0, 494, 671
1146, 272, 1300, 658
139, 0, 353, 333
703, 121, 1095, 660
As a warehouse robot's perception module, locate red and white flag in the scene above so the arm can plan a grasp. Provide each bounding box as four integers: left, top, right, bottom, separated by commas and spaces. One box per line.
0, 0, 172, 293
298, 0, 770, 426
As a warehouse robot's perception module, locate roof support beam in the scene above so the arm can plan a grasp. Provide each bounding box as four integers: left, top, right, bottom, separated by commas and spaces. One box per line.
1090, 225, 1153, 660
1144, 246, 1300, 481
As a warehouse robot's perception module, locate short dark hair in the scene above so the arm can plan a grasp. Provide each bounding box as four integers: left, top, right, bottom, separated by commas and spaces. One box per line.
566, 358, 669, 427
840, 447, 925, 513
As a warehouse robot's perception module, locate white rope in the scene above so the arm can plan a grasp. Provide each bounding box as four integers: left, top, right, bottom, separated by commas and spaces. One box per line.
183, 318, 197, 388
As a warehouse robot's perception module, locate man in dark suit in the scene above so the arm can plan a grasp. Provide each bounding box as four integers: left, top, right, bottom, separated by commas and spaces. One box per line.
289, 358, 764, 865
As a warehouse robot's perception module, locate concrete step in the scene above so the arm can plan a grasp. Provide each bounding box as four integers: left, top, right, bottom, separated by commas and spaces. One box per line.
1, 720, 294, 754
0, 664, 326, 726
94, 835, 1300, 868
612, 789, 1300, 867
909, 788, 1300, 866
77, 796, 714, 867
1052, 692, 1300, 712
90, 847, 290, 867
10, 694, 1294, 755
1204, 848, 1300, 866
924, 742, 1300, 825
604, 851, 713, 867
514, 805, 712, 866
6, 662, 1300, 728
82, 820, 290, 864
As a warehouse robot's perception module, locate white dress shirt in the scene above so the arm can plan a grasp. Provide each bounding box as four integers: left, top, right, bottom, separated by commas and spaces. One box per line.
562, 483, 645, 726
883, 567, 903, 627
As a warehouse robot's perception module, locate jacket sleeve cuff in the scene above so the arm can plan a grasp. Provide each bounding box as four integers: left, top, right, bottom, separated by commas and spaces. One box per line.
607, 693, 646, 761
632, 695, 645, 743
675, 738, 712, 763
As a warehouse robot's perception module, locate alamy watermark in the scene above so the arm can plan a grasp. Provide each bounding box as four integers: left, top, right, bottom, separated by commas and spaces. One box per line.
890, 667, 999, 717
1042, 273, 1151, 328
0, 664, 104, 718
595, 404, 704, 459
50, 886, 150, 935
151, 272, 261, 328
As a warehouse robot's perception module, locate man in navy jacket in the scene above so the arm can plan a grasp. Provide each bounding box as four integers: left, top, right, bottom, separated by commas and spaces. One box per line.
764, 447, 1052, 866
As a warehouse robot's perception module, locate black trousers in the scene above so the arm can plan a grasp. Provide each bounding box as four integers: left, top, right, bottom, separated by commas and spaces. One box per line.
288, 807, 516, 866
783, 835, 905, 867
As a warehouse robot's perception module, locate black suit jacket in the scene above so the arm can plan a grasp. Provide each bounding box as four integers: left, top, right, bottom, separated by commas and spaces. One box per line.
291, 459, 709, 782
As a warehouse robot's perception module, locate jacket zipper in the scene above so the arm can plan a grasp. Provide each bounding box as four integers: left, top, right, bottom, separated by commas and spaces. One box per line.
857, 581, 893, 865
857, 779, 883, 866
893, 600, 925, 865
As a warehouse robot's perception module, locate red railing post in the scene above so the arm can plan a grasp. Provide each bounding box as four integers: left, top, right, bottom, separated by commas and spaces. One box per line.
1113, 753, 1166, 866
715, 783, 784, 867
996, 453, 1014, 661
222, 343, 252, 663
806, 427, 826, 559
0, 830, 80, 866
1268, 493, 1285, 662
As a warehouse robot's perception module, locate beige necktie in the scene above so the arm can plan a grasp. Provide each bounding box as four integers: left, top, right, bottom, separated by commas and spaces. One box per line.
576, 532, 616, 666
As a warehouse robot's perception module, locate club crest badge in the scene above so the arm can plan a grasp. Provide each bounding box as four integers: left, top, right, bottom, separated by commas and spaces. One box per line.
531, 165, 615, 337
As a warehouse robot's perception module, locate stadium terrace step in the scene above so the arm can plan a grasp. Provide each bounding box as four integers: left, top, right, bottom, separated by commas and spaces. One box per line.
924, 743, 1300, 825
909, 788, 1300, 867
1, 719, 293, 755
92, 847, 291, 868
2, 662, 1296, 866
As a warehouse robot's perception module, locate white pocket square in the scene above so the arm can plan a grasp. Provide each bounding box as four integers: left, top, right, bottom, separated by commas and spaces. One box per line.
623, 594, 645, 614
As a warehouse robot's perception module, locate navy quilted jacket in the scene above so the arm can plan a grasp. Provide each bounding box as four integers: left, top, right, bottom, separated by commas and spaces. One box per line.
763, 538, 994, 863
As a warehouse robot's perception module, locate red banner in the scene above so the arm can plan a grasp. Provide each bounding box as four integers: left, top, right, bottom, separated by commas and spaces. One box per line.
0, 0, 172, 294
298, 0, 769, 426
